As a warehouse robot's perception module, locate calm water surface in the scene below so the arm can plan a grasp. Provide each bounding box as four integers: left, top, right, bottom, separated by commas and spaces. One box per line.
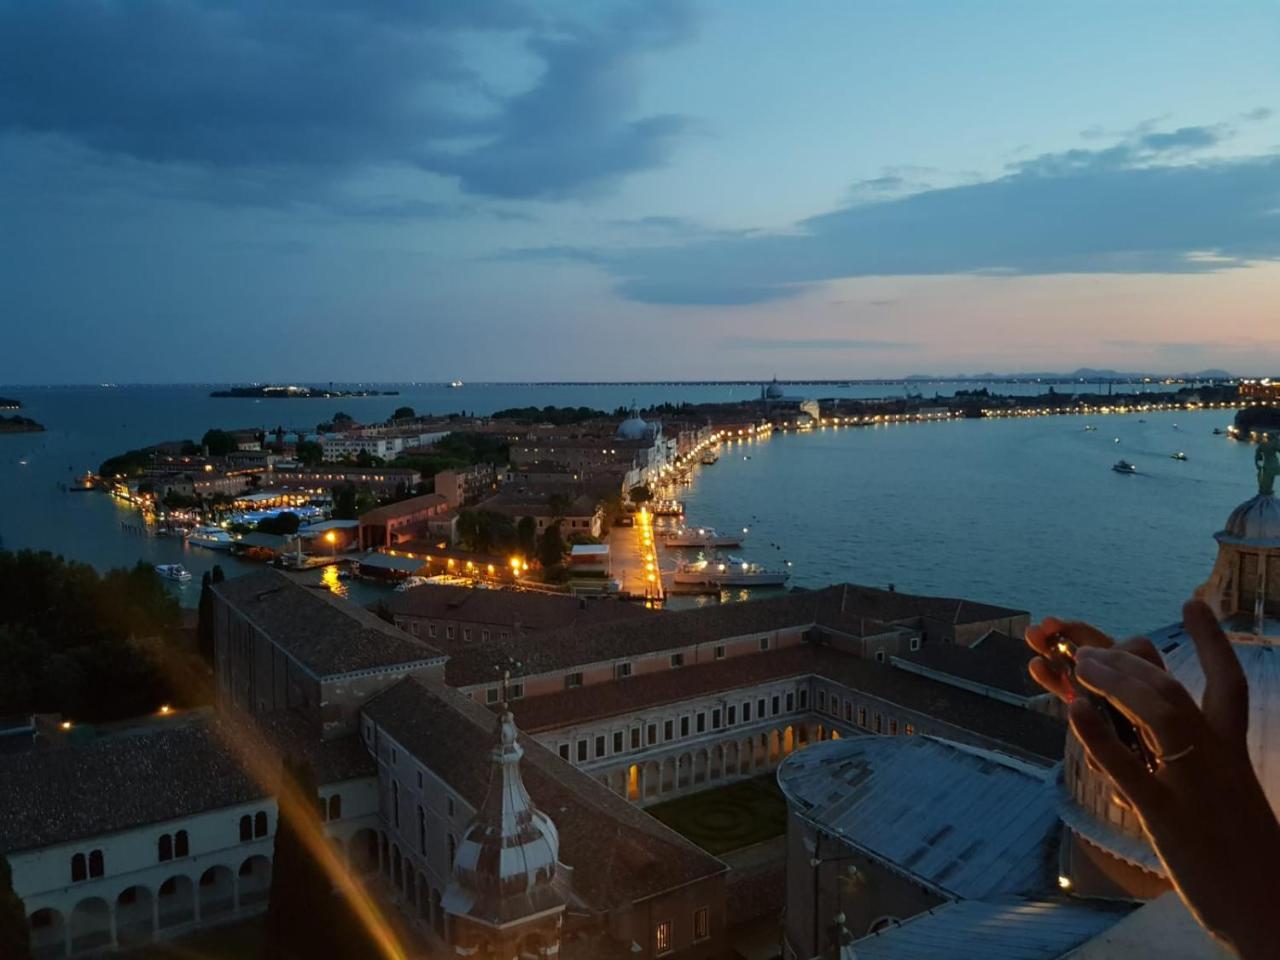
0, 384, 1247, 635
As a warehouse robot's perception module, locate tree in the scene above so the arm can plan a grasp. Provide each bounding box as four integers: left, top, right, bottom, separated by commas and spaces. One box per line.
538, 521, 565, 569
295, 440, 323, 466
211, 564, 226, 584
201, 429, 236, 456
629, 484, 652, 503
391, 406, 416, 421
517, 516, 537, 558
257, 512, 301, 536
264, 760, 326, 960
0, 856, 30, 960
332, 484, 357, 520
197, 572, 214, 664
354, 449, 383, 468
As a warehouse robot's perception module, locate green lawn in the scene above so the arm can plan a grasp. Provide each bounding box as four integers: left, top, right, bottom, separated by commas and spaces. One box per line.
646, 776, 788, 855
123, 916, 263, 959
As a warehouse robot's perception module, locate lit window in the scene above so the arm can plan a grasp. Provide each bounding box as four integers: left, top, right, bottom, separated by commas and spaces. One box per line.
656, 919, 674, 955
905, 723, 916, 736
694, 906, 710, 941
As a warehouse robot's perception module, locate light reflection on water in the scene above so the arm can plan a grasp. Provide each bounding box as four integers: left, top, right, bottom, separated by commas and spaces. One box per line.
319, 563, 347, 598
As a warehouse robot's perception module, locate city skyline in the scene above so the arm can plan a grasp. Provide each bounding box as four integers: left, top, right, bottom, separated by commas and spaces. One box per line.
2, 0, 1278, 383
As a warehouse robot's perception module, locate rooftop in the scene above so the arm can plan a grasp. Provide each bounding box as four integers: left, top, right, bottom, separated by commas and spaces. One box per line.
893, 630, 1040, 700
363, 677, 726, 909
778, 737, 1061, 898
213, 569, 444, 677
509, 645, 1065, 761
358, 493, 449, 525
382, 584, 655, 633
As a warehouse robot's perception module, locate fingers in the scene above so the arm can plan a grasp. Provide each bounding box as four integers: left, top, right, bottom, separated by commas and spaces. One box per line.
1025, 617, 1114, 658
1117, 635, 1165, 670
1183, 599, 1248, 746
1075, 647, 1202, 757
1068, 699, 1164, 811
1029, 657, 1073, 702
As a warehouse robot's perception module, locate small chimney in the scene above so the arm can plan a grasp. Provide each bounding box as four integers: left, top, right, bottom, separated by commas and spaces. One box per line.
888, 583, 896, 592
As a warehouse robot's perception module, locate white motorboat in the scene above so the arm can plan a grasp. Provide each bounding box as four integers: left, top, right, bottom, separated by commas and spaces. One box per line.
1172, 451, 1188, 461
661, 526, 743, 549
672, 556, 788, 588
155, 563, 193, 582
394, 576, 430, 592
187, 526, 236, 551
449, 379, 464, 389
1112, 460, 1137, 475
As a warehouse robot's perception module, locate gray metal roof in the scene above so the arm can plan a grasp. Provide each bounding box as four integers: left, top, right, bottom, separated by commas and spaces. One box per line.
355, 551, 426, 572
777, 737, 1059, 899
852, 897, 1133, 960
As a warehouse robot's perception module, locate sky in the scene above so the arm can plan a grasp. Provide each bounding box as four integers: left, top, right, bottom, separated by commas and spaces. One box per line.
1, 0, 1278, 384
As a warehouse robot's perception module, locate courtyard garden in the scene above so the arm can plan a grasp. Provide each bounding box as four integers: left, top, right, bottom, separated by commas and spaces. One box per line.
646, 775, 788, 855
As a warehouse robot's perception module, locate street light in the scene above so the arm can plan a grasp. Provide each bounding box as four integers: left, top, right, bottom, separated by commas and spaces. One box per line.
325, 530, 337, 560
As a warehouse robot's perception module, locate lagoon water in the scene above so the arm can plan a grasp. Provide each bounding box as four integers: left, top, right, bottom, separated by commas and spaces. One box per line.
0, 383, 1251, 636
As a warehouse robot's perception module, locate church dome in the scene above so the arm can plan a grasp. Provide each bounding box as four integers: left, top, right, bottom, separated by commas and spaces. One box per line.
765, 378, 785, 400
1218, 493, 1280, 547
616, 413, 651, 440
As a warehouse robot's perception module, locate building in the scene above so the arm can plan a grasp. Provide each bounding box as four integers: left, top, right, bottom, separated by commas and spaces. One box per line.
382, 583, 653, 649
357, 493, 452, 550
1238, 377, 1279, 402
474, 491, 605, 539
434, 464, 498, 508
262, 465, 422, 499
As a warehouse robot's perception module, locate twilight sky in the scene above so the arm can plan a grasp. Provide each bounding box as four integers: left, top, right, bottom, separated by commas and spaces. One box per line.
2, 0, 1278, 384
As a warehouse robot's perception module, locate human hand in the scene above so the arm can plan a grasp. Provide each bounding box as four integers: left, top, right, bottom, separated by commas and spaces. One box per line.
1031, 601, 1280, 959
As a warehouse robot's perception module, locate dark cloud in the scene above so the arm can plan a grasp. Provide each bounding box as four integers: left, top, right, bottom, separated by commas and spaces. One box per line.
594, 126, 1280, 305
0, 0, 696, 203
1242, 107, 1273, 122
1137, 125, 1222, 152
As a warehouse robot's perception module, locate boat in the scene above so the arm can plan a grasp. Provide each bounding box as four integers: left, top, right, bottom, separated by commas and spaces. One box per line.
394, 576, 430, 592
448, 380, 464, 389
661, 526, 744, 549
699, 450, 719, 465
1083, 426, 1098, 432
1213, 428, 1225, 435
651, 499, 684, 516
1172, 451, 1188, 461
155, 563, 193, 582
671, 556, 789, 588
1112, 460, 1137, 474
187, 526, 236, 551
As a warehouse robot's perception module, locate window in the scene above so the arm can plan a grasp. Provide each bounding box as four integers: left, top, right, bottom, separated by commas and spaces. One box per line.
159, 834, 173, 862
417, 771, 424, 790
909, 636, 921, 651
328, 795, 342, 820
875, 649, 886, 663
559, 743, 570, 761
446, 625, 455, 639
254, 811, 268, 838
576, 740, 588, 763
500, 631, 510, 640
727, 705, 736, 725
889, 719, 899, 735
481, 629, 490, 642
757, 698, 766, 719
670, 652, 684, 668
844, 702, 853, 722
714, 644, 726, 660
71, 853, 87, 883
759, 637, 770, 651
743, 701, 751, 722
239, 815, 252, 842
664, 719, 674, 741
771, 695, 780, 716
508, 682, 524, 700
447, 797, 455, 817
680, 716, 690, 737
393, 781, 401, 827
874, 712, 883, 733
858, 707, 868, 728
786, 691, 794, 712
463, 628, 472, 642
565, 671, 584, 689
656, 919, 673, 955
616, 661, 633, 679
614, 731, 624, 753
905, 722, 916, 736
818, 690, 827, 711
595, 734, 606, 758
485, 687, 499, 704
696, 712, 706, 734
712, 708, 722, 729
799, 689, 808, 709
175, 830, 188, 858
88, 850, 104, 878
647, 723, 658, 745
409, 621, 419, 636
694, 906, 710, 941
428, 624, 437, 638
418, 805, 426, 856
631, 727, 642, 750
448, 835, 456, 869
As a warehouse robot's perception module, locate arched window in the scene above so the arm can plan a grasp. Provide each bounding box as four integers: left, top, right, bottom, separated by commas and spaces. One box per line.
159, 834, 173, 862
88, 850, 104, 878
239, 815, 252, 842
254, 811, 268, 838
71, 853, 87, 883
175, 830, 189, 857
329, 794, 342, 821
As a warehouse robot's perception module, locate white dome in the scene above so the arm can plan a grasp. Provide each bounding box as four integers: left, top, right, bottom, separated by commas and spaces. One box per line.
616, 415, 650, 440
1218, 493, 1280, 547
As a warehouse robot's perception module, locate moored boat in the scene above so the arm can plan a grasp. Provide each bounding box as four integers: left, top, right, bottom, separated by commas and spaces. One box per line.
661, 526, 743, 549
1112, 460, 1137, 474
1171, 451, 1188, 461
155, 563, 193, 582
187, 526, 236, 551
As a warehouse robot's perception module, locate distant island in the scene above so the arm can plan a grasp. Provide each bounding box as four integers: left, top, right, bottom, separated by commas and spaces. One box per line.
210, 384, 399, 399
0, 396, 21, 410
0, 414, 44, 433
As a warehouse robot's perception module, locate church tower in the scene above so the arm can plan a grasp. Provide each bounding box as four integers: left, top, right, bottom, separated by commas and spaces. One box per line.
442, 708, 565, 958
